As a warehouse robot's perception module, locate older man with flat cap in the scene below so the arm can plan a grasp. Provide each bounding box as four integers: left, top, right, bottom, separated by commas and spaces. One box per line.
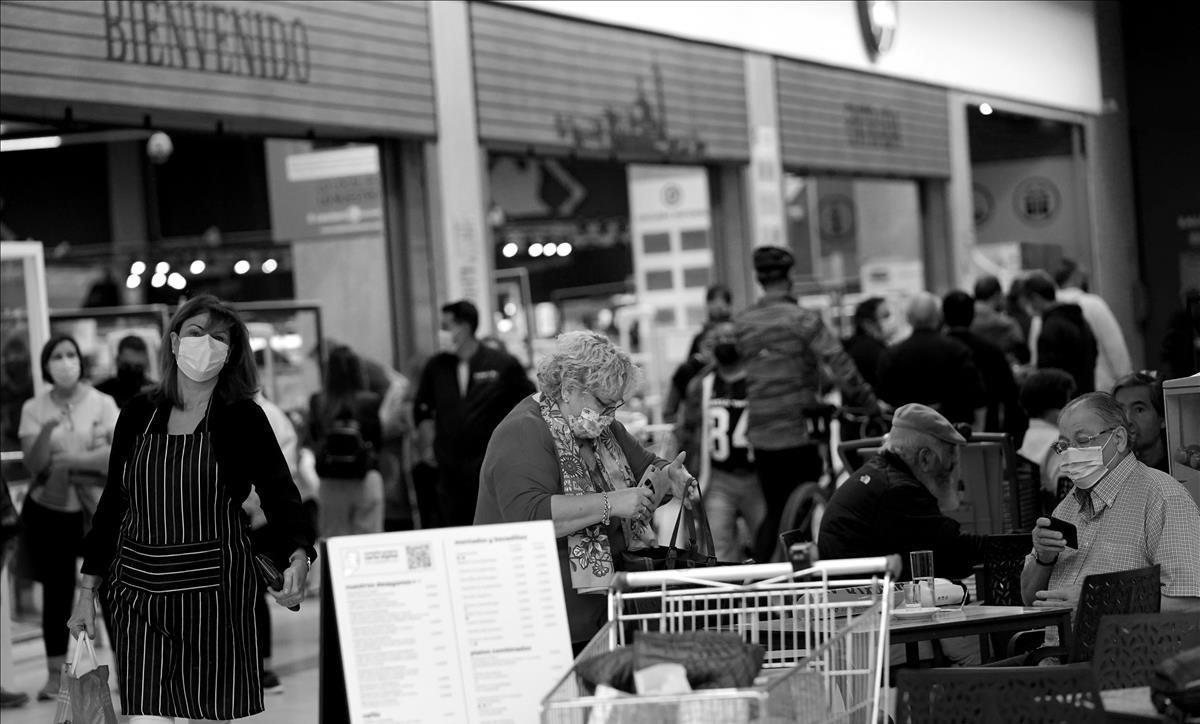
819, 403, 984, 580
735, 245, 878, 562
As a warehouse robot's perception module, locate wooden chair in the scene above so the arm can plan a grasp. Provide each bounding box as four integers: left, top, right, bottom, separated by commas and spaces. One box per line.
1091, 613, 1200, 690
1022, 564, 1162, 665
896, 666, 1105, 724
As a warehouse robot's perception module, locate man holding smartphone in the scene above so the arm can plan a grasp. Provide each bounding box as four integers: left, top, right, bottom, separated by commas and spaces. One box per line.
1021, 392, 1200, 613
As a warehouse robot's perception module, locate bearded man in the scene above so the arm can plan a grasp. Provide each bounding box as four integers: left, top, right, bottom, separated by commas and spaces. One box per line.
818, 403, 983, 580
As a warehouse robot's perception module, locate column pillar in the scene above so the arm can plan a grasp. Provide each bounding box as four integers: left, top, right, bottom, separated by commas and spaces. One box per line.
427, 0, 493, 331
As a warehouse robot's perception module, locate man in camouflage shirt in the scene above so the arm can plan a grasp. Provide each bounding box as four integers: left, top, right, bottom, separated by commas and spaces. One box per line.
735, 246, 878, 561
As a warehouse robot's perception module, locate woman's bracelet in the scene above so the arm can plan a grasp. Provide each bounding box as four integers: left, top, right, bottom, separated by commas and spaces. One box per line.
289, 552, 312, 569
601, 491, 611, 527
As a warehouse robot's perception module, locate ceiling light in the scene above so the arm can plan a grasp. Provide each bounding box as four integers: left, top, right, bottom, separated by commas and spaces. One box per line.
130, 261, 146, 275
0, 136, 62, 152
558, 242, 573, 257
261, 258, 278, 274
543, 242, 558, 257
155, 261, 170, 274
150, 273, 167, 288
529, 243, 544, 258
234, 260, 251, 275
979, 103, 994, 116
189, 260, 206, 274
125, 274, 142, 289
167, 272, 187, 290
502, 242, 519, 258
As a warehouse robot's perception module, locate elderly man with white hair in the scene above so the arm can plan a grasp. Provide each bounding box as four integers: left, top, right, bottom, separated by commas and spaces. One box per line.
876, 292, 986, 425
818, 403, 983, 581
1022, 391, 1200, 612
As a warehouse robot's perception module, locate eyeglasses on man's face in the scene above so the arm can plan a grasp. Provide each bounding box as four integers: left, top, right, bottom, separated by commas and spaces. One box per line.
1052, 427, 1115, 455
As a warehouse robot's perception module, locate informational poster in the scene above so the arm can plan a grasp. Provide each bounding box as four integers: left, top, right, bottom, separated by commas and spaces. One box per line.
325, 522, 573, 724
264, 140, 384, 242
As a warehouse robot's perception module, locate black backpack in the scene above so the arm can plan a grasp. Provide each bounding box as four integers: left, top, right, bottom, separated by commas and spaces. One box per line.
315, 410, 372, 480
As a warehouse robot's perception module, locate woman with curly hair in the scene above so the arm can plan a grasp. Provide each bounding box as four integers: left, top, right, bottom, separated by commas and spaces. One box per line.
474, 331, 698, 653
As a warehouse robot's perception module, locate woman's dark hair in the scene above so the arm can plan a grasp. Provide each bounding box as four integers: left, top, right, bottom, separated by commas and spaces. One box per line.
156, 294, 258, 408
1019, 368, 1076, 418
40, 334, 85, 384
321, 345, 366, 424
853, 297, 885, 335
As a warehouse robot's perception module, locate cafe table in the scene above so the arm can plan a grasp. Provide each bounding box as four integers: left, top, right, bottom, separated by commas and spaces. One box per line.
890, 604, 1073, 665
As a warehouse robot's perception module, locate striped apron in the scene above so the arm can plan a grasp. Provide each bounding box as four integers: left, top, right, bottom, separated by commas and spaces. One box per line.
105, 405, 262, 719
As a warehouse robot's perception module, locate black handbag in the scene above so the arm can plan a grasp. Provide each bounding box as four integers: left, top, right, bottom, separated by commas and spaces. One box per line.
619, 483, 720, 573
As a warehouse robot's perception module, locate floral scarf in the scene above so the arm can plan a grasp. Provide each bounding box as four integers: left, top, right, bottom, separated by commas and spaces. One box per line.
539, 393, 647, 594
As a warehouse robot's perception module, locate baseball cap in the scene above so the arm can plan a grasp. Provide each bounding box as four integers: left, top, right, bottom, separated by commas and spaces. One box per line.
890, 403, 968, 446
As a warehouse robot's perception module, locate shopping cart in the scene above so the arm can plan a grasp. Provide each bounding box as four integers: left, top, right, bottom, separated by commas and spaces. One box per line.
541, 553, 899, 724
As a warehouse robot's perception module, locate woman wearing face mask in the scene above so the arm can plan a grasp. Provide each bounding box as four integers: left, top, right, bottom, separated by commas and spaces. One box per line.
474, 331, 699, 654
18, 334, 119, 699
67, 295, 316, 722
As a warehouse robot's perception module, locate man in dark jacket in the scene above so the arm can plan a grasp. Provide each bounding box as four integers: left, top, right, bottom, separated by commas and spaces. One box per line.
415, 300, 535, 526
876, 293, 985, 425
972, 275, 1028, 365
943, 290, 1025, 443
819, 403, 984, 580
1020, 271, 1098, 394
734, 246, 877, 562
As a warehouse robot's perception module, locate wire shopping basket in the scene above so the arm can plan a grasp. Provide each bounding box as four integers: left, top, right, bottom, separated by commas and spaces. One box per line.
541, 554, 899, 724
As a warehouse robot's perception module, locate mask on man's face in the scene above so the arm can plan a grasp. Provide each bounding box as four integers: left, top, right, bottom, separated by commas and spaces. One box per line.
117, 361, 145, 383
713, 342, 740, 366
438, 329, 457, 353
1059, 431, 1116, 490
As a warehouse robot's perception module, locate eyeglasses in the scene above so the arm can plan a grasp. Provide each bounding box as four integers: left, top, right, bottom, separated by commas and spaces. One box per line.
1052, 427, 1115, 455
597, 398, 626, 417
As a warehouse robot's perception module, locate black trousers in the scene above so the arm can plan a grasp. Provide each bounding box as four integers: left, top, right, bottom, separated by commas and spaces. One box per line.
751, 445, 824, 563
436, 455, 484, 528
20, 497, 84, 659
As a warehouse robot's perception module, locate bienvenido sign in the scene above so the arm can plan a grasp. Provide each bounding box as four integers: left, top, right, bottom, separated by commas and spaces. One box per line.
102, 0, 311, 83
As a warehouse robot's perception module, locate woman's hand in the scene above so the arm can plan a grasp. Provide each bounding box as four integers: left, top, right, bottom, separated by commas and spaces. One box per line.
67, 589, 97, 640
269, 554, 309, 610
664, 452, 700, 509
608, 486, 654, 524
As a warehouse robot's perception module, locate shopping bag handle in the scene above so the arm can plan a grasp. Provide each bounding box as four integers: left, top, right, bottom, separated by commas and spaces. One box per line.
70, 631, 99, 674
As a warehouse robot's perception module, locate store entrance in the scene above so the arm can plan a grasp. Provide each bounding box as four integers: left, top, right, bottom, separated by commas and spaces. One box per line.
784, 173, 924, 339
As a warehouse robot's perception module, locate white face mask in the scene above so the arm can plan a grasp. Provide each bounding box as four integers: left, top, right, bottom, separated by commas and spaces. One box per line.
175, 335, 229, 383
48, 356, 81, 387
1059, 431, 1115, 490
438, 329, 457, 354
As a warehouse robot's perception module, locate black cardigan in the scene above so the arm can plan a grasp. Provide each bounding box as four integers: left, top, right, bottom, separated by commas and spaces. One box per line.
81, 393, 317, 577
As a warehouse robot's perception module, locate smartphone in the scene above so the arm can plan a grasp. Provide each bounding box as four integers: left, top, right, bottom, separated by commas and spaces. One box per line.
1046, 517, 1079, 549
254, 554, 301, 611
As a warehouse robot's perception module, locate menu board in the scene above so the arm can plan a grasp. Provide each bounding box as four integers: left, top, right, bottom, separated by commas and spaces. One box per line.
325, 522, 573, 724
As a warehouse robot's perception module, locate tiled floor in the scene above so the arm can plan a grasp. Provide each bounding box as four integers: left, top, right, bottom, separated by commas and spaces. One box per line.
1, 597, 321, 723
